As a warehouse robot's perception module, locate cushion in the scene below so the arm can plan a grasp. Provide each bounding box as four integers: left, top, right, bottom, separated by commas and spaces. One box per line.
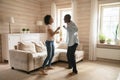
18, 42, 36, 53
32, 42, 44, 52
57, 42, 67, 49
39, 41, 46, 50
32, 41, 46, 52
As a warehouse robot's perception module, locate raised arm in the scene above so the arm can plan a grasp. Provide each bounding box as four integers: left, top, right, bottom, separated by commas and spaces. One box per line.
48, 27, 60, 36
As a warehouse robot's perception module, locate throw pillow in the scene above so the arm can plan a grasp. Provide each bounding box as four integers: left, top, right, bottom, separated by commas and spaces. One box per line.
32, 41, 46, 52
32, 42, 43, 52
18, 42, 36, 53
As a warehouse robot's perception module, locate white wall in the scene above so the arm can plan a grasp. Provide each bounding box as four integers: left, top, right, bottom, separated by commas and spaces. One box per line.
96, 48, 120, 60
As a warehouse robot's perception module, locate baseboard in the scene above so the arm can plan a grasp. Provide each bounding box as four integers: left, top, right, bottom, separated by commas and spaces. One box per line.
97, 58, 120, 63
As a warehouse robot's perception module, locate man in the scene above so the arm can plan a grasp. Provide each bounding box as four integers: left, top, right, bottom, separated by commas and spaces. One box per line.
63, 14, 79, 74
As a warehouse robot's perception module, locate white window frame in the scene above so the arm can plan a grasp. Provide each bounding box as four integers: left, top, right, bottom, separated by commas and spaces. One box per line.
56, 8, 72, 42
98, 3, 120, 44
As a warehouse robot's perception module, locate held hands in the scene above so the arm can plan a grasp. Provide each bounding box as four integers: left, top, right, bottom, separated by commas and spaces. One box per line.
55, 27, 60, 34
56, 27, 60, 34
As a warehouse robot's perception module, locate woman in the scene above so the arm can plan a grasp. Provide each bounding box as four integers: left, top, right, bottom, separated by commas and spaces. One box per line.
41, 15, 60, 75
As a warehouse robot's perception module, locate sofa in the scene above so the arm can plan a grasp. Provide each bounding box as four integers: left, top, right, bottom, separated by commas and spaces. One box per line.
9, 41, 84, 73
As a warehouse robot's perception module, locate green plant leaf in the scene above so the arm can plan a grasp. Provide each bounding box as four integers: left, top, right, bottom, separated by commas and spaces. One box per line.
99, 33, 106, 40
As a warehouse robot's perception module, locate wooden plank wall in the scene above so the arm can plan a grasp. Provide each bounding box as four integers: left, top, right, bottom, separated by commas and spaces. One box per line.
40, 1, 51, 32
0, 0, 41, 62
98, 0, 120, 4
0, 34, 1, 62
55, 0, 71, 8
77, 0, 91, 59
0, 0, 41, 34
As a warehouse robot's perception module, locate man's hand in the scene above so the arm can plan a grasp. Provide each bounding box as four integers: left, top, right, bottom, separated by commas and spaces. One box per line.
63, 25, 65, 28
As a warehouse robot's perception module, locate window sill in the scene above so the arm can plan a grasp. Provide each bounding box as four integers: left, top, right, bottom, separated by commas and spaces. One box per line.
97, 43, 120, 50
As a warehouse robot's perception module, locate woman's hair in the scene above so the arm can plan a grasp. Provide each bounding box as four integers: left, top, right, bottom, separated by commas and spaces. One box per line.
44, 15, 51, 25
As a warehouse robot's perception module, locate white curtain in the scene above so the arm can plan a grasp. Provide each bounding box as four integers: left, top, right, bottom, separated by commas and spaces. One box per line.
51, 1, 56, 28
71, 0, 77, 23
89, 0, 98, 60
51, 1, 59, 43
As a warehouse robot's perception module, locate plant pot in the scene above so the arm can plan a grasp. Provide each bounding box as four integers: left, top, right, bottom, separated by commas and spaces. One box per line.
22, 31, 26, 33
106, 39, 112, 44
26, 31, 30, 33
100, 40, 105, 43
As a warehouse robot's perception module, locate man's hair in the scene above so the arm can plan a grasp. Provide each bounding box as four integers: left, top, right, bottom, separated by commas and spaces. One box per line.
44, 15, 51, 25
65, 14, 71, 20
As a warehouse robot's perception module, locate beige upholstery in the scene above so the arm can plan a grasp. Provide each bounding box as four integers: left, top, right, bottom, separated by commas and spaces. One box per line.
18, 42, 36, 53
9, 42, 84, 73
57, 49, 84, 62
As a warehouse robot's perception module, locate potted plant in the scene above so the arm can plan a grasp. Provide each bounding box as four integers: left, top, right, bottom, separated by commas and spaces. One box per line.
99, 33, 106, 43
26, 28, 30, 33
22, 28, 26, 33
106, 38, 112, 44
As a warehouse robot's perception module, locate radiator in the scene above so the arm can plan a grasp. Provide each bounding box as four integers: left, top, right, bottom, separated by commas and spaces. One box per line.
96, 48, 120, 60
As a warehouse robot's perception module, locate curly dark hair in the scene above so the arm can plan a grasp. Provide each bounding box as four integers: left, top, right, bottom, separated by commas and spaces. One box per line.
44, 15, 51, 25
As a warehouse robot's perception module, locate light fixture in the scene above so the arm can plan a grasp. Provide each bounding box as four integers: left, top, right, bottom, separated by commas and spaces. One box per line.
9, 17, 15, 33
36, 21, 42, 26
36, 21, 42, 32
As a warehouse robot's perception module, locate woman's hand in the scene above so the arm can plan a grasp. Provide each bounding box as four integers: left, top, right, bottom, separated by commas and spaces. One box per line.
56, 27, 60, 31
56, 31, 59, 34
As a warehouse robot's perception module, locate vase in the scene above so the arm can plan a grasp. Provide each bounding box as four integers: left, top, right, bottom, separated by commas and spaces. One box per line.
114, 38, 119, 45
100, 40, 105, 43
22, 31, 26, 34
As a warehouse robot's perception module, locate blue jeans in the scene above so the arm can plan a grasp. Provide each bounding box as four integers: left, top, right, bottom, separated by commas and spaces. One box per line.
42, 41, 54, 68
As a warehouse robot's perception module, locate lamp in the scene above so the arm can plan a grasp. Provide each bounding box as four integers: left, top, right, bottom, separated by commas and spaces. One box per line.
36, 21, 42, 32
9, 17, 15, 33
36, 21, 42, 26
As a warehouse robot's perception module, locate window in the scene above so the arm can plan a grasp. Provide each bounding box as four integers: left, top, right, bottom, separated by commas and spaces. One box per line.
56, 8, 72, 42
99, 4, 120, 42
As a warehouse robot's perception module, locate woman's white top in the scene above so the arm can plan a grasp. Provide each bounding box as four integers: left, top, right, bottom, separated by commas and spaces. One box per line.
46, 24, 54, 41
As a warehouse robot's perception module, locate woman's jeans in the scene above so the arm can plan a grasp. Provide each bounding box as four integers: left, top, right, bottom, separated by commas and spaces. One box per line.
42, 41, 54, 68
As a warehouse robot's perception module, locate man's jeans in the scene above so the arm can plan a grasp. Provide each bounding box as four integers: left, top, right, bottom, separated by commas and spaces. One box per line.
67, 43, 78, 72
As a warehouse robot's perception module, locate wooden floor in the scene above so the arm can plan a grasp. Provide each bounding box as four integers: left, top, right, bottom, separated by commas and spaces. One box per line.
0, 60, 120, 80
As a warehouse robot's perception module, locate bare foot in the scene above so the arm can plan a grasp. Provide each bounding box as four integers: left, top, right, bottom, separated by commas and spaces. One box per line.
68, 72, 78, 75
40, 69, 48, 75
